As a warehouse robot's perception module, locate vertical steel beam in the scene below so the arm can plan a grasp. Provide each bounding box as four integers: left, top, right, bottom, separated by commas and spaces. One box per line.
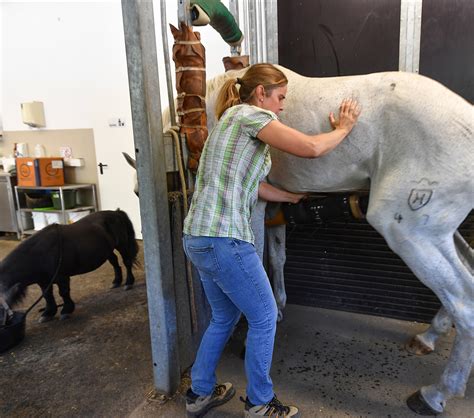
178, 0, 192, 26
160, 0, 177, 126
399, 0, 423, 73
121, 0, 180, 395
265, 0, 279, 64
248, 0, 258, 64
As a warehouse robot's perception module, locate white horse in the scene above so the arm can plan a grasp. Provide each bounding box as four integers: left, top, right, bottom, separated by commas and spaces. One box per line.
201, 66, 473, 415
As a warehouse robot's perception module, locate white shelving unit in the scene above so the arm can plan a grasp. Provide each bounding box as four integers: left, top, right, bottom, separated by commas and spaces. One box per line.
14, 184, 98, 236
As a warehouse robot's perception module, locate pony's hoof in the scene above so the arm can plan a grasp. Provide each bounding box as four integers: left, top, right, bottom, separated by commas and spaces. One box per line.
407, 391, 440, 415
110, 283, 121, 289
60, 313, 72, 321
39, 315, 55, 323
124, 284, 133, 291
405, 336, 434, 356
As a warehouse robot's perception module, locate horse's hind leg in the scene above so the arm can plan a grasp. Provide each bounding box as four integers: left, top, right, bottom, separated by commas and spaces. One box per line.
39, 283, 57, 323
57, 276, 75, 320
406, 307, 452, 355
371, 220, 473, 413
108, 252, 123, 289
407, 232, 473, 356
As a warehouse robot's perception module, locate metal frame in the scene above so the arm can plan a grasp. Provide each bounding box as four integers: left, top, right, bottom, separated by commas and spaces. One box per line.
121, 0, 180, 395
399, 0, 423, 73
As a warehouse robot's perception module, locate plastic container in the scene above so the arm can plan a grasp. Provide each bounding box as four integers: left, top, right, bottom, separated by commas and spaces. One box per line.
0, 310, 26, 353
25, 192, 53, 209
51, 190, 76, 210
32, 212, 48, 230
67, 210, 91, 224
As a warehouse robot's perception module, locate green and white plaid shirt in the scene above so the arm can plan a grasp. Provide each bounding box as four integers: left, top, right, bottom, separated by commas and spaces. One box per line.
183, 104, 277, 244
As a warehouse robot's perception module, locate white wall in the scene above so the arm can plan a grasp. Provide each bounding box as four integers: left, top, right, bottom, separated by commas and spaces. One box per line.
2, 0, 239, 237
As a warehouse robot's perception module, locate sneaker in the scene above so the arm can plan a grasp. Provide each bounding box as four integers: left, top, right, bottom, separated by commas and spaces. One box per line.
242, 395, 300, 417
186, 382, 235, 417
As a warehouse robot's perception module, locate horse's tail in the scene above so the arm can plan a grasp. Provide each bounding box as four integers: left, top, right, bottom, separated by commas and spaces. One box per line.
114, 209, 139, 266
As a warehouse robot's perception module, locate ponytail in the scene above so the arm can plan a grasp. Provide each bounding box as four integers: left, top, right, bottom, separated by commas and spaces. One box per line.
215, 78, 241, 120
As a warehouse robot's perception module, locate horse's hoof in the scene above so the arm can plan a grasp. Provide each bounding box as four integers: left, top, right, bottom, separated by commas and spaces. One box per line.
60, 313, 72, 321
406, 391, 440, 416
405, 336, 434, 356
110, 283, 121, 289
277, 310, 284, 322
124, 284, 133, 291
39, 315, 55, 323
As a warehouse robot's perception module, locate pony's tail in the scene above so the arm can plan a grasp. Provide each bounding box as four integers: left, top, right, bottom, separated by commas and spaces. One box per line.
215, 78, 241, 120
115, 209, 139, 267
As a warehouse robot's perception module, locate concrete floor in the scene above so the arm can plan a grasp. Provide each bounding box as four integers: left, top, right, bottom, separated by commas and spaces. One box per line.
1, 234, 472, 417
132, 305, 473, 418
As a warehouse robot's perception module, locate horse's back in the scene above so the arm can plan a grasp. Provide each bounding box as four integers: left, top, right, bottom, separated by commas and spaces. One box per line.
268, 68, 473, 195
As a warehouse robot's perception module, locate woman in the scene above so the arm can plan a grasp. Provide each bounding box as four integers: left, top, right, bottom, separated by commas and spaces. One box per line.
183, 63, 361, 417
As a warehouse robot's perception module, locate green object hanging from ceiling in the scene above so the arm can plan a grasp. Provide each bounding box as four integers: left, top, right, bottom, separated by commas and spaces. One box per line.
190, 0, 243, 46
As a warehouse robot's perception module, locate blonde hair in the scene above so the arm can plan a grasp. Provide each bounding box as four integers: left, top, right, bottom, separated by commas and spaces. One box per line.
215, 63, 288, 119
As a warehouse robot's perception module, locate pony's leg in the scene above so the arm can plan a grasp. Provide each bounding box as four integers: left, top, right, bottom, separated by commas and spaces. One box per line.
121, 255, 135, 290
39, 283, 57, 323
368, 210, 473, 414
267, 224, 287, 322
407, 232, 472, 356
108, 252, 123, 289
57, 276, 75, 320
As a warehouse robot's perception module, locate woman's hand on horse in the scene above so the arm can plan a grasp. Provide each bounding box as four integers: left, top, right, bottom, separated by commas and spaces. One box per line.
329, 98, 362, 133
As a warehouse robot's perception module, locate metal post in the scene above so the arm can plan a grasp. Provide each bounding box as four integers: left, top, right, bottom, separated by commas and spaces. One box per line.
248, 0, 258, 64
178, 0, 192, 27
160, 1, 177, 126
265, 0, 279, 64
399, 0, 423, 73
121, 0, 180, 395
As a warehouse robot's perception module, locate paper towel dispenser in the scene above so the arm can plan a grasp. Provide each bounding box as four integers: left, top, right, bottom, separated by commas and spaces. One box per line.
21, 101, 46, 128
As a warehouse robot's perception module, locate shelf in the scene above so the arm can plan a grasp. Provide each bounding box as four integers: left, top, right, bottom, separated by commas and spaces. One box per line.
15, 183, 98, 237
19, 206, 96, 214
15, 183, 94, 191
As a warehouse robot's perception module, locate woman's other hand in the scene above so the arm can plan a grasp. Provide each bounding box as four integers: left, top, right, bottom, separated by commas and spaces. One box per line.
258, 182, 307, 203
329, 98, 362, 134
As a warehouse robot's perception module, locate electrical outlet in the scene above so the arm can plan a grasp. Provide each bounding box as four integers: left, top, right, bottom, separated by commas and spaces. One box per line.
108, 118, 126, 127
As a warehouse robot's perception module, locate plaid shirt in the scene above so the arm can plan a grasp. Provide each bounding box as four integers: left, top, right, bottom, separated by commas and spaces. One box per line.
183, 104, 277, 244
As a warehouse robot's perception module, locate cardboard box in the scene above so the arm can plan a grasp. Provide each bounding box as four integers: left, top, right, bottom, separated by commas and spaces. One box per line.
16, 157, 64, 187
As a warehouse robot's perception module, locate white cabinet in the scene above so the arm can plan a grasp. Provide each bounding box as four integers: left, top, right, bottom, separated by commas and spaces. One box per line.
0, 173, 20, 238
14, 184, 98, 236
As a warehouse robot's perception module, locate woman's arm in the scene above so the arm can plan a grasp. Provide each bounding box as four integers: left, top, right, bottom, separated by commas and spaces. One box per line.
257, 98, 361, 158
258, 182, 306, 203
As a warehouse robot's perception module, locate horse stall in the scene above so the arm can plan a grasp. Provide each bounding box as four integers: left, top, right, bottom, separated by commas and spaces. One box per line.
3, 1, 472, 417
118, 0, 473, 416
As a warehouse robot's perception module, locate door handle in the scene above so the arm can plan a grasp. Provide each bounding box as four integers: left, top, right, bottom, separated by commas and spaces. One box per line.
98, 162, 108, 175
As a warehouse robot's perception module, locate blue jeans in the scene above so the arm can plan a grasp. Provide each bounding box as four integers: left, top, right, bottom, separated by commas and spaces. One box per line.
183, 235, 278, 405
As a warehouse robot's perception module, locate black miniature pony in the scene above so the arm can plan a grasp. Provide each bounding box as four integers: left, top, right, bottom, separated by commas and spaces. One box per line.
0, 210, 138, 322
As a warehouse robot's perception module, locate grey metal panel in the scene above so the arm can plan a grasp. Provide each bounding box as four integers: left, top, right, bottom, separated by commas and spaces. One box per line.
277, 0, 401, 77
284, 213, 473, 323
419, 0, 474, 103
